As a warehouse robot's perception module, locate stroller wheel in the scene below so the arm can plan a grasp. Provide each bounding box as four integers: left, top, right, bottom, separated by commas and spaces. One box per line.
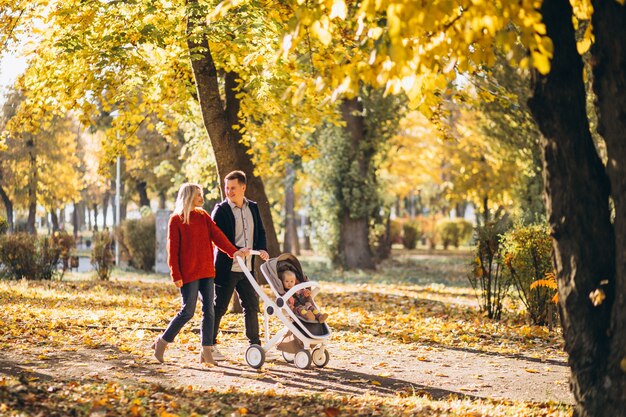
245, 344, 265, 369
294, 349, 312, 369
282, 351, 295, 363
311, 347, 330, 368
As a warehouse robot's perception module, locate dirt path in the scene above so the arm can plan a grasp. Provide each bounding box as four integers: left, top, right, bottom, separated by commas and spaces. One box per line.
1, 334, 572, 405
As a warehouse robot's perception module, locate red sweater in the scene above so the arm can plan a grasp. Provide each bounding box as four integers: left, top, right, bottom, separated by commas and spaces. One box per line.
167, 209, 237, 284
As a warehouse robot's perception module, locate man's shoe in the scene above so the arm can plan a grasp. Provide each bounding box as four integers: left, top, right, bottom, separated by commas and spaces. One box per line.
211, 346, 226, 361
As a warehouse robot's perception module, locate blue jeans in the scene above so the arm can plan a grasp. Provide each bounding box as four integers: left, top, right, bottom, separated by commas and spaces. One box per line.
162, 278, 215, 346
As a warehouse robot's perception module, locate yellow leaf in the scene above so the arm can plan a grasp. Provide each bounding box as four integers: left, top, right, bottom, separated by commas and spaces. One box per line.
532, 50, 551, 75
525, 368, 539, 373
589, 288, 606, 307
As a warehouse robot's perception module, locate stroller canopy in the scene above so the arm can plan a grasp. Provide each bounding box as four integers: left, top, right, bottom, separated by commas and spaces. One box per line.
263, 253, 308, 295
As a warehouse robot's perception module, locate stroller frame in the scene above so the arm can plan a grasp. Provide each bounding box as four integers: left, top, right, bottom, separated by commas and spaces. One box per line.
236, 251, 331, 369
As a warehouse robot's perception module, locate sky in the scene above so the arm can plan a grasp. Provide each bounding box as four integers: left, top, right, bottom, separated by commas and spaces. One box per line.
0, 53, 27, 89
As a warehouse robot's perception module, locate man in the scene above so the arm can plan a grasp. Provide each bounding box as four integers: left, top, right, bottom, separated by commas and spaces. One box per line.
211, 170, 270, 360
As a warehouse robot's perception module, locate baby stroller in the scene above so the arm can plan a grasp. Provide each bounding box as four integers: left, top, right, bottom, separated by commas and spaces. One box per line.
236, 251, 332, 369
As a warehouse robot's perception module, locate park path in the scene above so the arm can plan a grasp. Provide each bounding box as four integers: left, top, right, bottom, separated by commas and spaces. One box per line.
1, 332, 572, 405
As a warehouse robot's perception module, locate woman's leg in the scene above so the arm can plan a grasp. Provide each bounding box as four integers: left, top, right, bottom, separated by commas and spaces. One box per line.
162, 280, 199, 343
198, 278, 215, 346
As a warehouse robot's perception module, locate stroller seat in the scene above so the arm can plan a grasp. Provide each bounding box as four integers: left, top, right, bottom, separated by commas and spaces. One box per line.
235, 251, 331, 369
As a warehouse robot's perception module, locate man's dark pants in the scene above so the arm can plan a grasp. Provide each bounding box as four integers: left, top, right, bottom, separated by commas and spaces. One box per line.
213, 271, 261, 345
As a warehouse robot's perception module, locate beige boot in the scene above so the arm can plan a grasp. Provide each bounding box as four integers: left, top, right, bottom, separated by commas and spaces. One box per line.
151, 336, 168, 363
200, 346, 217, 365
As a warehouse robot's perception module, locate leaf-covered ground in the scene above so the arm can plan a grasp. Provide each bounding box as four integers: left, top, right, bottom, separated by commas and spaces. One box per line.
0, 250, 572, 416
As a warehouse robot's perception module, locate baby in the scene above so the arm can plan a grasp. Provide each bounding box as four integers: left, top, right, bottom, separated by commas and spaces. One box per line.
280, 269, 328, 323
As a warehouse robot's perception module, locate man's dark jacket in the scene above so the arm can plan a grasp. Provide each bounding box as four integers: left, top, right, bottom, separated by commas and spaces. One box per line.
211, 199, 267, 286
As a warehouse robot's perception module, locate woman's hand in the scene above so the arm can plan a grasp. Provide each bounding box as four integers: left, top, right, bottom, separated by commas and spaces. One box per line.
174, 280, 183, 288
258, 250, 269, 261
233, 248, 250, 259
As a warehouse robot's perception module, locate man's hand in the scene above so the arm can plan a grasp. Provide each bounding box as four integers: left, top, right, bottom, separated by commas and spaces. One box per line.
258, 250, 269, 261
174, 280, 183, 288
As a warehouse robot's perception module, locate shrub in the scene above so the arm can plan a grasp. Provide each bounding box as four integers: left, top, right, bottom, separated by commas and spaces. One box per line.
91, 230, 114, 280
402, 221, 421, 249
389, 219, 403, 245
417, 215, 439, 249
119, 215, 155, 271
0, 217, 8, 235
501, 223, 557, 325
0, 233, 39, 279
468, 215, 512, 320
436, 219, 474, 249
455, 219, 474, 246
38, 235, 63, 280
52, 231, 76, 279
0, 233, 70, 280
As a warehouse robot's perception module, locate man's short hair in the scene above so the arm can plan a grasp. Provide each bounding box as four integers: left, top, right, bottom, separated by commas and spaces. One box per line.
225, 170, 247, 185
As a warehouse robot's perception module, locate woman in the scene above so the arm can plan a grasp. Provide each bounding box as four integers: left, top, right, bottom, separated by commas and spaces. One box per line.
152, 183, 248, 365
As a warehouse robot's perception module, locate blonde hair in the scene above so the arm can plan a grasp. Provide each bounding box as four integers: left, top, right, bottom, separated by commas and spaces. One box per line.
174, 183, 202, 224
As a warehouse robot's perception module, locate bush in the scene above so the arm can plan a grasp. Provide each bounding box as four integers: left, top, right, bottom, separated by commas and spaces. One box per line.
389, 219, 403, 245
0, 232, 70, 280
52, 231, 76, 278
402, 221, 421, 249
38, 235, 63, 280
417, 215, 439, 249
436, 219, 474, 249
0, 217, 8, 235
468, 215, 512, 320
119, 215, 155, 271
0, 233, 39, 279
91, 230, 114, 280
501, 223, 556, 325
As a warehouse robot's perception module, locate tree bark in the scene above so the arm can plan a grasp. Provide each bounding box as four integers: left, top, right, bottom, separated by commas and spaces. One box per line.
302, 213, 312, 251
528, 0, 617, 415
589, 0, 626, 412
0, 185, 13, 233
185, 2, 279, 257
72, 202, 79, 239
283, 164, 300, 255
136, 180, 150, 208
102, 191, 109, 230
50, 209, 59, 232
26, 135, 37, 235
337, 97, 375, 269
158, 191, 166, 210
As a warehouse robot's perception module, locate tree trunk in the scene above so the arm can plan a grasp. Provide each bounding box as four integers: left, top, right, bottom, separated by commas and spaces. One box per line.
283, 164, 300, 255
26, 136, 37, 235
589, 0, 626, 412
0, 185, 13, 233
158, 191, 166, 209
102, 191, 109, 230
185, 2, 279, 257
336, 97, 375, 269
50, 209, 59, 232
528, 0, 618, 415
110, 180, 116, 227
302, 213, 312, 251
72, 202, 79, 239
136, 180, 150, 208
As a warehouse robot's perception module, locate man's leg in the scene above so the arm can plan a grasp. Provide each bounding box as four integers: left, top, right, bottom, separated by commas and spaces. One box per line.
213, 275, 237, 344
234, 273, 261, 345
